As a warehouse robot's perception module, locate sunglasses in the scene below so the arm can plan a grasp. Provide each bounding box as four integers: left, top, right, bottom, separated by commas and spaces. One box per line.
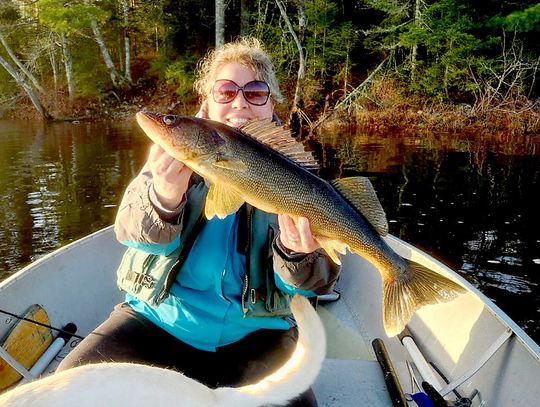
212, 79, 271, 106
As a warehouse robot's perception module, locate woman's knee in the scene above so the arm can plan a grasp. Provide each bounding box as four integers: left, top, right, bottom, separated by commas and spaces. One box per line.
56, 304, 150, 371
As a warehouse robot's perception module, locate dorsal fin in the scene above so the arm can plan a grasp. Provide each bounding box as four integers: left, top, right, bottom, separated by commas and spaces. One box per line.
331, 177, 388, 236
240, 119, 319, 170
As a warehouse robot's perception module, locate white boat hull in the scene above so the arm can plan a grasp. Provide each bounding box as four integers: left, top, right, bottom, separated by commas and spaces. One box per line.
1, 226, 539, 406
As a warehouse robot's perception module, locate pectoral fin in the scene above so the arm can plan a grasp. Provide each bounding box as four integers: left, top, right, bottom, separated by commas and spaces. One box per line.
316, 237, 349, 265
204, 185, 216, 219
212, 157, 247, 172
204, 183, 245, 220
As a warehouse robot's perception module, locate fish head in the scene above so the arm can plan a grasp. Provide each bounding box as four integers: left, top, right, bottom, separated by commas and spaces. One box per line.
136, 111, 224, 163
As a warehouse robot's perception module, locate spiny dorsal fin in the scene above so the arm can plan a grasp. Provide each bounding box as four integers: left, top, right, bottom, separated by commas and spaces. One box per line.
240, 119, 319, 170
331, 177, 388, 236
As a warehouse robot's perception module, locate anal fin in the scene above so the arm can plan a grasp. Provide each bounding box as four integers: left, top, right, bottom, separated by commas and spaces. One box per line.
316, 237, 349, 265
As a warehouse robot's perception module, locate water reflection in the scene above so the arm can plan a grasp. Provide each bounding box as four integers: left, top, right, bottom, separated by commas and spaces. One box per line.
0, 119, 147, 280
313, 127, 540, 342
0, 119, 539, 343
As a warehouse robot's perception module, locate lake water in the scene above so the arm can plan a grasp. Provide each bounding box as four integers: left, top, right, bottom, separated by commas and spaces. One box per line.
1, 119, 539, 344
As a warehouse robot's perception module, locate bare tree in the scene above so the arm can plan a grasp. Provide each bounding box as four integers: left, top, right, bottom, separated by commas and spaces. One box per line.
276, 0, 307, 128
121, 0, 132, 84
0, 55, 51, 120
470, 32, 540, 116
215, 0, 225, 47
84, 0, 123, 87
0, 28, 45, 94
410, 0, 425, 83
48, 41, 58, 93
60, 33, 75, 102
253, 0, 268, 37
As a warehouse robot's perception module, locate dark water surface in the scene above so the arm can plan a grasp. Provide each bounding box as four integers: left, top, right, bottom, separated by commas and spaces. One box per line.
1, 119, 539, 343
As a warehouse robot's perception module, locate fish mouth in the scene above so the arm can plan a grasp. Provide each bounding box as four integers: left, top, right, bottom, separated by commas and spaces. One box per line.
136, 111, 162, 128
136, 111, 166, 145
136, 111, 192, 162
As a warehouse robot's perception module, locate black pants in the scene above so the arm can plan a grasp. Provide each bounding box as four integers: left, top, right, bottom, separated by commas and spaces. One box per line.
57, 303, 317, 406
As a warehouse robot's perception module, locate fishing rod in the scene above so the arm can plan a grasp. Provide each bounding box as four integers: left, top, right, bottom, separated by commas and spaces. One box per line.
0, 308, 86, 340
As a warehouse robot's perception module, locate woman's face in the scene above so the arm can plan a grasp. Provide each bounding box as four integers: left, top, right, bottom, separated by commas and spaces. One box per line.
206, 62, 274, 128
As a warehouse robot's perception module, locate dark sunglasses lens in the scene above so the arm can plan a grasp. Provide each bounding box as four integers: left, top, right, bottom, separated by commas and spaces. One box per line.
213, 81, 238, 103
243, 81, 270, 105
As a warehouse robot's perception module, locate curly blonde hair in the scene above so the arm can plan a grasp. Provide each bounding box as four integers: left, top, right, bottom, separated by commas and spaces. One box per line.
193, 37, 284, 104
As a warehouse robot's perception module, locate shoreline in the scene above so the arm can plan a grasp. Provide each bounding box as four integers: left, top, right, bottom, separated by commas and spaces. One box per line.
3, 91, 539, 137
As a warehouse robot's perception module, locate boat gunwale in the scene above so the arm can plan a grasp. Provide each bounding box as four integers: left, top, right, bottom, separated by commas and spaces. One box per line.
0, 225, 117, 290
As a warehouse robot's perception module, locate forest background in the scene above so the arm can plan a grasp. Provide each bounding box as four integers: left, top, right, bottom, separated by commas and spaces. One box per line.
1, 0, 539, 135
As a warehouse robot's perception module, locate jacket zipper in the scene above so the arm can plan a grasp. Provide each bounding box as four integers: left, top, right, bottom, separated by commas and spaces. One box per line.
241, 205, 253, 313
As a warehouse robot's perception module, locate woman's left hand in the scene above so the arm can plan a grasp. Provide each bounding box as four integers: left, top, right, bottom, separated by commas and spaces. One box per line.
278, 214, 321, 254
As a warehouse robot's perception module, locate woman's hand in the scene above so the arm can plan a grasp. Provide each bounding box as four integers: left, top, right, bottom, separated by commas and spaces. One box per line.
278, 215, 321, 254
195, 101, 208, 118
148, 144, 192, 210
148, 103, 206, 210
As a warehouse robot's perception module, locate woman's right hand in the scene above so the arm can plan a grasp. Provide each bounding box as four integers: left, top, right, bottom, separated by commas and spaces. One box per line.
148, 144, 193, 210
148, 104, 205, 210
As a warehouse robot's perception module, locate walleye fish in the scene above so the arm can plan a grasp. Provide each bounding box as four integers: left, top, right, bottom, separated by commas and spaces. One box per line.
136, 112, 465, 336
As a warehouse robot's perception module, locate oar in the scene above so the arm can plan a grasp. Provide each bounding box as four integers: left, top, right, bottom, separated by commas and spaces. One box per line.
398, 327, 444, 391
17, 323, 78, 385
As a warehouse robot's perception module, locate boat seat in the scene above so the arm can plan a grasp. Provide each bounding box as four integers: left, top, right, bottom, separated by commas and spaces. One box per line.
313, 359, 393, 406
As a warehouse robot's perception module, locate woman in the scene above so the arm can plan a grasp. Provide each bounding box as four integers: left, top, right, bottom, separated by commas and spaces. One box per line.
58, 38, 340, 407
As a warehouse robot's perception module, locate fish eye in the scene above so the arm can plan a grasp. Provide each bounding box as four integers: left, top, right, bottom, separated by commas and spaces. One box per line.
163, 115, 176, 125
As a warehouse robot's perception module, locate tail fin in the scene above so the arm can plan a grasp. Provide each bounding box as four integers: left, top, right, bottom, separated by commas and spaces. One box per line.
383, 259, 466, 337
215, 295, 326, 407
